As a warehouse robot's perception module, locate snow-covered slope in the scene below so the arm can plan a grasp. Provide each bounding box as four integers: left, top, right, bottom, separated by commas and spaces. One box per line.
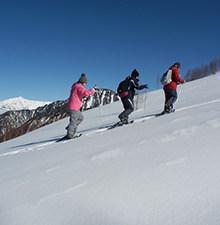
0, 73, 220, 225
0, 96, 51, 114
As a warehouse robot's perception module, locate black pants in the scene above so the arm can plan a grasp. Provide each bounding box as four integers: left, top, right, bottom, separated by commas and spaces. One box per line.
118, 96, 134, 120
164, 89, 177, 111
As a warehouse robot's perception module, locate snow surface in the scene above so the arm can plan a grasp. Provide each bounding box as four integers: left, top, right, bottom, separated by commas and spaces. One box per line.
1, 73, 220, 225
0, 96, 51, 114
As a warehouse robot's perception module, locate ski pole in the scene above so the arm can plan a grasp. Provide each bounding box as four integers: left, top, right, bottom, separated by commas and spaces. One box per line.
175, 84, 183, 107
142, 88, 148, 121
81, 97, 88, 112
96, 89, 105, 127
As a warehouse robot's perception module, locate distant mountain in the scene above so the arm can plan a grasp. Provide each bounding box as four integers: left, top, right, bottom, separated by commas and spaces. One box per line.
0, 89, 119, 143
0, 96, 51, 115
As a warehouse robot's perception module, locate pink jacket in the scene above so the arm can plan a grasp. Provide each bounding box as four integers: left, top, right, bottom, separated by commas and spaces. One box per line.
68, 83, 94, 111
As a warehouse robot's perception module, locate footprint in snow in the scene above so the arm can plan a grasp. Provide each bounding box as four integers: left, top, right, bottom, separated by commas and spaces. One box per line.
160, 157, 188, 167
203, 119, 220, 128
38, 181, 88, 204
154, 135, 176, 143
169, 117, 188, 124
154, 126, 197, 143
172, 126, 198, 136
90, 149, 125, 160
45, 166, 62, 173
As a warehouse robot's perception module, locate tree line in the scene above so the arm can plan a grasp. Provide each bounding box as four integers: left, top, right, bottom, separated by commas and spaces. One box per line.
184, 58, 220, 82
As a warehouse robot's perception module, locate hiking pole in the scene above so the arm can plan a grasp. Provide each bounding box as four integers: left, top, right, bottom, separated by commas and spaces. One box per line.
81, 97, 88, 112
175, 84, 183, 107
96, 88, 105, 128
142, 88, 148, 122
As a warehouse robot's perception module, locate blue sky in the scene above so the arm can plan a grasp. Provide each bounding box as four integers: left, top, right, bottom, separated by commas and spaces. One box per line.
1, 0, 220, 102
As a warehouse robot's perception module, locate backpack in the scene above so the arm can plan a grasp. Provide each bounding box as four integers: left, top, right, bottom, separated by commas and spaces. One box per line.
160, 69, 172, 85
117, 77, 130, 94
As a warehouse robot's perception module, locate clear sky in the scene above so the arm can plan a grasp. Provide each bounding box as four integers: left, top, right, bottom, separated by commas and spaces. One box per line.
1, 0, 220, 102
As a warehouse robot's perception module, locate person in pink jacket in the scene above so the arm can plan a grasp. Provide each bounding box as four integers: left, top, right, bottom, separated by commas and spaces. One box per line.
66, 73, 96, 139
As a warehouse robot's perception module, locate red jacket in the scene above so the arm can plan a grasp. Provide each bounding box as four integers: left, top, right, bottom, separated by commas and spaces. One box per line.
163, 65, 184, 90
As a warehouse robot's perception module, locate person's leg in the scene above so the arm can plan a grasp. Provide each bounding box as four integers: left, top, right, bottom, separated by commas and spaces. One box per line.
165, 89, 177, 112
118, 97, 134, 123
163, 89, 170, 112
67, 110, 84, 138
74, 111, 84, 133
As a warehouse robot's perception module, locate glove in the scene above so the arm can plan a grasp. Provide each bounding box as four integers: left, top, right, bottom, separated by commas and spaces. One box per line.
183, 80, 186, 84
93, 85, 99, 90
145, 84, 149, 89
82, 97, 88, 101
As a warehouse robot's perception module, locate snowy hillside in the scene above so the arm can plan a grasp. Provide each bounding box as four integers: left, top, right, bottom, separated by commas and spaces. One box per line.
1, 73, 220, 225
0, 96, 51, 114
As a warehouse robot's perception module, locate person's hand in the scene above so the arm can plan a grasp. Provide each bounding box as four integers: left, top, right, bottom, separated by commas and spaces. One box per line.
145, 84, 149, 89
82, 97, 88, 101
93, 85, 99, 90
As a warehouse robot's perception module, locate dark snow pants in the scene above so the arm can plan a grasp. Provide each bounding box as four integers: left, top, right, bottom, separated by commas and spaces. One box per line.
118, 96, 134, 120
164, 89, 177, 110
67, 110, 84, 138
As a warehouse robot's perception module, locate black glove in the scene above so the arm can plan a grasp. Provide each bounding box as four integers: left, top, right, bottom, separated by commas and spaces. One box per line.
93, 85, 99, 90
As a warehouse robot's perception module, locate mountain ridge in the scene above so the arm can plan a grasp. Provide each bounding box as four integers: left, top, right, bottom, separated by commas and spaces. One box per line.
0, 89, 118, 143
0, 96, 51, 115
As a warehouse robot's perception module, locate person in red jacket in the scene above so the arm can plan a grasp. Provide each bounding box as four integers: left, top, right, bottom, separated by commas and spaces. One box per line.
161, 62, 185, 114
66, 73, 96, 139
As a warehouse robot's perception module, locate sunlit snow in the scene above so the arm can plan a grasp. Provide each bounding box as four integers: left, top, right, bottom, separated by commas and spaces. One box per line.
1, 73, 220, 225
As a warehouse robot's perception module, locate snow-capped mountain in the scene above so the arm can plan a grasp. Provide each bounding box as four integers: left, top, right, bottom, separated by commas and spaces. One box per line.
0, 96, 51, 115
0, 73, 220, 225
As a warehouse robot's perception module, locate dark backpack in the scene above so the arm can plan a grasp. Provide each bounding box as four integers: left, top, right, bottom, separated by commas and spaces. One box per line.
117, 77, 130, 94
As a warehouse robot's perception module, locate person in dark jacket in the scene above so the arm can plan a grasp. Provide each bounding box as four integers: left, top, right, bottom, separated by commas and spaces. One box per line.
118, 69, 148, 124
161, 62, 185, 114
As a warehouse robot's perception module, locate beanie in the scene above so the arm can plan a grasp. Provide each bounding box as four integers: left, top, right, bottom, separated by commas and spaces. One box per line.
174, 62, 181, 68
78, 73, 87, 84
131, 69, 139, 77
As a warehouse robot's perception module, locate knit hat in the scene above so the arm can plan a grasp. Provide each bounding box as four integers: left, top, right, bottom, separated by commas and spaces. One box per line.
131, 69, 139, 77
78, 73, 87, 84
174, 62, 181, 68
